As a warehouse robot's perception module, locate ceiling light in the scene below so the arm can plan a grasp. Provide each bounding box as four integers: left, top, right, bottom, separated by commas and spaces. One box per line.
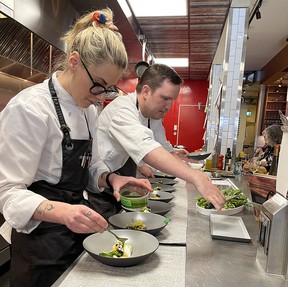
128, 0, 187, 17
154, 58, 188, 67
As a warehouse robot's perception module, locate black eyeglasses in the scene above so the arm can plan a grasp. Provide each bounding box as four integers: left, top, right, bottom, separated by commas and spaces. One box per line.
80, 59, 119, 96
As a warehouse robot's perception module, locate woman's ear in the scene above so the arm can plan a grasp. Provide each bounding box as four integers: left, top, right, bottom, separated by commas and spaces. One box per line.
68, 51, 80, 69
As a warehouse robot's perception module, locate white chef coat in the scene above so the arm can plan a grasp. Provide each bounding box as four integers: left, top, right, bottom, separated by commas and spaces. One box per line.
0, 72, 108, 239
96, 92, 174, 172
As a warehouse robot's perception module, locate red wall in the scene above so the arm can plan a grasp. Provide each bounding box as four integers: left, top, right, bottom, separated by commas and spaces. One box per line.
163, 80, 208, 152
106, 78, 208, 152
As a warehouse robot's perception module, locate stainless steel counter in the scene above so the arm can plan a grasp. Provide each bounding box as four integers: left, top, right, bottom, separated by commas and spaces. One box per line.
185, 175, 288, 287
53, 175, 288, 287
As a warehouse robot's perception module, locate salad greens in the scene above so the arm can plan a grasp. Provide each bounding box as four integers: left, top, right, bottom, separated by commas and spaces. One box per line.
195, 187, 250, 210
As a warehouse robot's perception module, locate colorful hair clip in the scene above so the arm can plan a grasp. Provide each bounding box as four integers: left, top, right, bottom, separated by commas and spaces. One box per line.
92, 12, 107, 25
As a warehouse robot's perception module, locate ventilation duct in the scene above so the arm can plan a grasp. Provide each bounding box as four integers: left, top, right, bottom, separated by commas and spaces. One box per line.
0, 17, 64, 83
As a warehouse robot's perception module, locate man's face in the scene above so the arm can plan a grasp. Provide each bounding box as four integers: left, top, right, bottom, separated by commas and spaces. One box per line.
144, 79, 180, 120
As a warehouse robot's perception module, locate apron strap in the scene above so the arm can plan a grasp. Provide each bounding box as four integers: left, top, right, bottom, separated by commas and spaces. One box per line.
49, 78, 73, 150
136, 98, 150, 128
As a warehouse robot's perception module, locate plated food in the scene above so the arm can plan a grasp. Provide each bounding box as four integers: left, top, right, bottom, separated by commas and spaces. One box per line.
149, 191, 175, 203
99, 240, 132, 258
195, 187, 250, 216
83, 230, 159, 267
109, 212, 169, 235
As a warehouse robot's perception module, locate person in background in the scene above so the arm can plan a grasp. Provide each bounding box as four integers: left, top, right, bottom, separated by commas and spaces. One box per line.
0, 8, 152, 287
89, 63, 225, 219
254, 124, 283, 172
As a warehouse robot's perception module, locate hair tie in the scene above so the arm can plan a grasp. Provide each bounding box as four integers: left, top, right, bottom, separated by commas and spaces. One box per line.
92, 12, 107, 25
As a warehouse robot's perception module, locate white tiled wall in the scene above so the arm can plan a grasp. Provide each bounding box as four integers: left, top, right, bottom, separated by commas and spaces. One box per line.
205, 7, 249, 161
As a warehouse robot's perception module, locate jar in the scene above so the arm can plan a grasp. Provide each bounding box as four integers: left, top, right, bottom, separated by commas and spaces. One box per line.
234, 162, 242, 175
205, 157, 213, 170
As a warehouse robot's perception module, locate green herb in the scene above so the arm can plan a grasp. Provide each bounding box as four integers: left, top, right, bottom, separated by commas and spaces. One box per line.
195, 187, 251, 210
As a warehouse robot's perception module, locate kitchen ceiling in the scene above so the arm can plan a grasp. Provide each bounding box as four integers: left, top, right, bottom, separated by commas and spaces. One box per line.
130, 0, 231, 80
0, 0, 287, 87
70, 0, 288, 85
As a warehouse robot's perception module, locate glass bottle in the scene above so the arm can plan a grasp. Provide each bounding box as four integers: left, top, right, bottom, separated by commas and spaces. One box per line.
224, 148, 232, 171
217, 154, 224, 170
269, 144, 280, 176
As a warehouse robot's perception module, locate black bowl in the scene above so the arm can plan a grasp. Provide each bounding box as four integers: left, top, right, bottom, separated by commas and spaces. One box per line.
149, 178, 177, 186
83, 230, 159, 267
153, 171, 176, 179
187, 151, 211, 160
149, 191, 175, 203
122, 200, 172, 216
151, 183, 176, 193
109, 212, 168, 235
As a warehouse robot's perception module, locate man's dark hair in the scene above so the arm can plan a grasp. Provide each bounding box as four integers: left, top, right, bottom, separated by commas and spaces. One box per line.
136, 63, 183, 93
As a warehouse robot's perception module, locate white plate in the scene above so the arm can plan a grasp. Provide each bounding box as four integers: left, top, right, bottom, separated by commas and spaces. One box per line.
196, 179, 245, 216
196, 203, 244, 216
209, 214, 251, 242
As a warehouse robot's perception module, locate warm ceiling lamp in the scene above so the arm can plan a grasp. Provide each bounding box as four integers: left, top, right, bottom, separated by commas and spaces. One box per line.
154, 58, 189, 67
127, 0, 187, 17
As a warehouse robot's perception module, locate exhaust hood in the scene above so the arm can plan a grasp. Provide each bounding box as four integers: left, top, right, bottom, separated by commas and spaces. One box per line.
0, 15, 64, 83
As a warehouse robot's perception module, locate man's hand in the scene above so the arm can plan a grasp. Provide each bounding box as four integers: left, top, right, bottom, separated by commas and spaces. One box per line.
191, 171, 225, 212
137, 165, 155, 178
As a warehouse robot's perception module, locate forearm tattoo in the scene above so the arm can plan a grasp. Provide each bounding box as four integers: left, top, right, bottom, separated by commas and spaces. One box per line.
36, 201, 55, 217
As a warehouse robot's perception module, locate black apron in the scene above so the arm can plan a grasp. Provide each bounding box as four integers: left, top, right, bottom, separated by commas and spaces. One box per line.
87, 98, 150, 219
10, 79, 93, 287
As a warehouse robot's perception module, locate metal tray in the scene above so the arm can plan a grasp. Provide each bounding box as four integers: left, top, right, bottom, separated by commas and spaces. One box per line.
209, 214, 251, 243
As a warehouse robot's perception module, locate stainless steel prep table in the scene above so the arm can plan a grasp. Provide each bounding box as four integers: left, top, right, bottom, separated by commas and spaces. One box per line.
186, 175, 288, 287
53, 175, 288, 287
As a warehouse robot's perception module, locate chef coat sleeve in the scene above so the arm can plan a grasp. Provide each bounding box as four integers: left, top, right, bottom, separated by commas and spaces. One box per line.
0, 102, 49, 233
87, 159, 109, 192
152, 120, 174, 153
109, 106, 162, 165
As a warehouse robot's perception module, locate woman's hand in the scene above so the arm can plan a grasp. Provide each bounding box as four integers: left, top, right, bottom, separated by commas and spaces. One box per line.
108, 174, 153, 201
34, 200, 108, 234
63, 205, 108, 233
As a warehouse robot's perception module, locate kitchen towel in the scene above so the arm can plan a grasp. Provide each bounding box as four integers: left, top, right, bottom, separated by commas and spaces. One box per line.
157, 179, 188, 245
53, 245, 186, 287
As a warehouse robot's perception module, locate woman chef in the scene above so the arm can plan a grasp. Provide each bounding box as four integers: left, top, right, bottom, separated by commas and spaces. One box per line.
0, 8, 151, 287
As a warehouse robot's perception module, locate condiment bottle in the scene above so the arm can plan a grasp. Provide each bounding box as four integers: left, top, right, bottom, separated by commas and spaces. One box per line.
269, 144, 280, 176
217, 154, 224, 170
224, 148, 232, 171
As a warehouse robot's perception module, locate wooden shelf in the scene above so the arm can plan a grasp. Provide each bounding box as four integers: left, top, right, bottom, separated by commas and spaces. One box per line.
261, 86, 288, 130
